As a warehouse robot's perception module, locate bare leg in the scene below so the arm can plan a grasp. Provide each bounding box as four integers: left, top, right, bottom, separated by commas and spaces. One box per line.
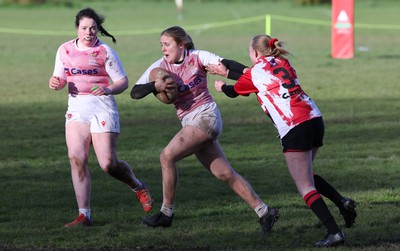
195, 139, 262, 208
284, 150, 315, 196
143, 125, 276, 230
92, 132, 153, 212
92, 132, 142, 189
66, 121, 92, 210
159, 125, 210, 206
284, 150, 343, 246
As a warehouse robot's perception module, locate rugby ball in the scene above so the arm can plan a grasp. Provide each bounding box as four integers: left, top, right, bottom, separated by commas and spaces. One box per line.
149, 67, 177, 104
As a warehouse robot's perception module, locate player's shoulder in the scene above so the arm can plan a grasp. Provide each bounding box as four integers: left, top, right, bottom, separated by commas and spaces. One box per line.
59, 39, 76, 49
274, 56, 290, 65
148, 59, 166, 73
57, 39, 77, 56
97, 40, 114, 52
96, 40, 122, 60
187, 49, 213, 57
191, 49, 222, 64
191, 49, 213, 56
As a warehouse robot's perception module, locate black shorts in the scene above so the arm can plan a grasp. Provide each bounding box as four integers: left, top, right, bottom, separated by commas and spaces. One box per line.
281, 117, 324, 152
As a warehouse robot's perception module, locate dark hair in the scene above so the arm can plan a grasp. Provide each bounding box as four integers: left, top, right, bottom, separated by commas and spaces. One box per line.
161, 26, 195, 50
75, 8, 116, 44
251, 35, 291, 58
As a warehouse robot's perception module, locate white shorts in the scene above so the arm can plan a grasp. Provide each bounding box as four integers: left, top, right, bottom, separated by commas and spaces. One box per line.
65, 94, 120, 133
181, 102, 222, 139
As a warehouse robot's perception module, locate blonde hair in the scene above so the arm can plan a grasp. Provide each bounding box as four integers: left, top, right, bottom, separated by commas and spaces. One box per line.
251, 35, 291, 57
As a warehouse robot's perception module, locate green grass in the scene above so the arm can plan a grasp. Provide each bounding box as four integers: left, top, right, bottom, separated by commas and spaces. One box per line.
1, 0, 400, 250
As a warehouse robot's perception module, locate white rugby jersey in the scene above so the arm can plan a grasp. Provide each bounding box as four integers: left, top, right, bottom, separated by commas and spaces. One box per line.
234, 56, 322, 138
52, 38, 126, 95
136, 49, 223, 120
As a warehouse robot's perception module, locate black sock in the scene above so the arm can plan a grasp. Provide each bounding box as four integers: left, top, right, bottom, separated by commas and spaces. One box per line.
304, 190, 341, 234
314, 174, 343, 208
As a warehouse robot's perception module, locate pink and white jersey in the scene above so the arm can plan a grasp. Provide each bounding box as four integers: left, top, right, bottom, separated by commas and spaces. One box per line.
136, 49, 223, 120
52, 38, 126, 95
234, 56, 322, 138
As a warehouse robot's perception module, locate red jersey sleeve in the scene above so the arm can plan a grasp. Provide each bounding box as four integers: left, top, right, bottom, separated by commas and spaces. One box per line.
233, 67, 270, 115
233, 70, 258, 96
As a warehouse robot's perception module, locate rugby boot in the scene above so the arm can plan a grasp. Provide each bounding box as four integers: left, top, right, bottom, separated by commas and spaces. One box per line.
315, 230, 345, 247
135, 182, 154, 212
143, 211, 174, 228
259, 207, 280, 235
64, 214, 93, 228
340, 197, 357, 228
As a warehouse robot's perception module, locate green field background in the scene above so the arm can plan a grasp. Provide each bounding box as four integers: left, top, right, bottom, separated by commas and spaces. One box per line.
1, 0, 400, 250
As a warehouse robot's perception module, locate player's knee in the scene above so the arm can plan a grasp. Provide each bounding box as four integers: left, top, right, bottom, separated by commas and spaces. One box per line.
69, 155, 85, 168
214, 169, 236, 183
216, 173, 229, 183
98, 158, 117, 173
69, 156, 88, 178
160, 147, 176, 166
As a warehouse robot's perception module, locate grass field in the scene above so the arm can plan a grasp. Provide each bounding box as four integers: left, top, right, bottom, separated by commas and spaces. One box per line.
1, 0, 400, 250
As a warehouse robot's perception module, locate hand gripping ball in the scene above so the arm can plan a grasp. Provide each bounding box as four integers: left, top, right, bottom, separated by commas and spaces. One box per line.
149, 67, 178, 104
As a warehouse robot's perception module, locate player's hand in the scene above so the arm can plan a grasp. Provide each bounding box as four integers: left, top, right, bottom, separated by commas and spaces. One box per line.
214, 80, 226, 92
164, 77, 175, 91
49, 76, 66, 90
91, 85, 111, 96
206, 61, 228, 77
154, 76, 172, 92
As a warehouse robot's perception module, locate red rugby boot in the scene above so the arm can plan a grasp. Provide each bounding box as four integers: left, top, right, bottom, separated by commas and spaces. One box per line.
64, 214, 93, 228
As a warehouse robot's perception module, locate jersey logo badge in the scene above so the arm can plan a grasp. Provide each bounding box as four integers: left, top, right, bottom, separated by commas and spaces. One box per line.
88, 59, 100, 66
64, 68, 72, 76
188, 58, 195, 67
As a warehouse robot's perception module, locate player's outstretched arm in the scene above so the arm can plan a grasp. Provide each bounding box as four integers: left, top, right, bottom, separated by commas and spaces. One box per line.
206, 59, 248, 80
221, 59, 248, 80
214, 80, 239, 98
130, 82, 157, 99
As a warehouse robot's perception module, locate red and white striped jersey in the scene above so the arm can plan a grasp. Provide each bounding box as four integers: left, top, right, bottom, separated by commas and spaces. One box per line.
234, 56, 322, 138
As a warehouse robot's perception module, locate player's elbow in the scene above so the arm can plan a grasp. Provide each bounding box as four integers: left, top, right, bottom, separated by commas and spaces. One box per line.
130, 91, 139, 99
130, 86, 143, 99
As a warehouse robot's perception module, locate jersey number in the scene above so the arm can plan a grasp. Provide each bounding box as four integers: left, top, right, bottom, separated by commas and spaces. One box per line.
273, 67, 295, 89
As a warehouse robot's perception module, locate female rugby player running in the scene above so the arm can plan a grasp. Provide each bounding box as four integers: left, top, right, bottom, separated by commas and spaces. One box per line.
130, 26, 279, 236
212, 35, 356, 247
49, 8, 153, 227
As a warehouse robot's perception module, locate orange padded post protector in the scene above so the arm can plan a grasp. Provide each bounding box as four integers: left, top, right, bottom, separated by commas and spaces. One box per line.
331, 0, 354, 59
